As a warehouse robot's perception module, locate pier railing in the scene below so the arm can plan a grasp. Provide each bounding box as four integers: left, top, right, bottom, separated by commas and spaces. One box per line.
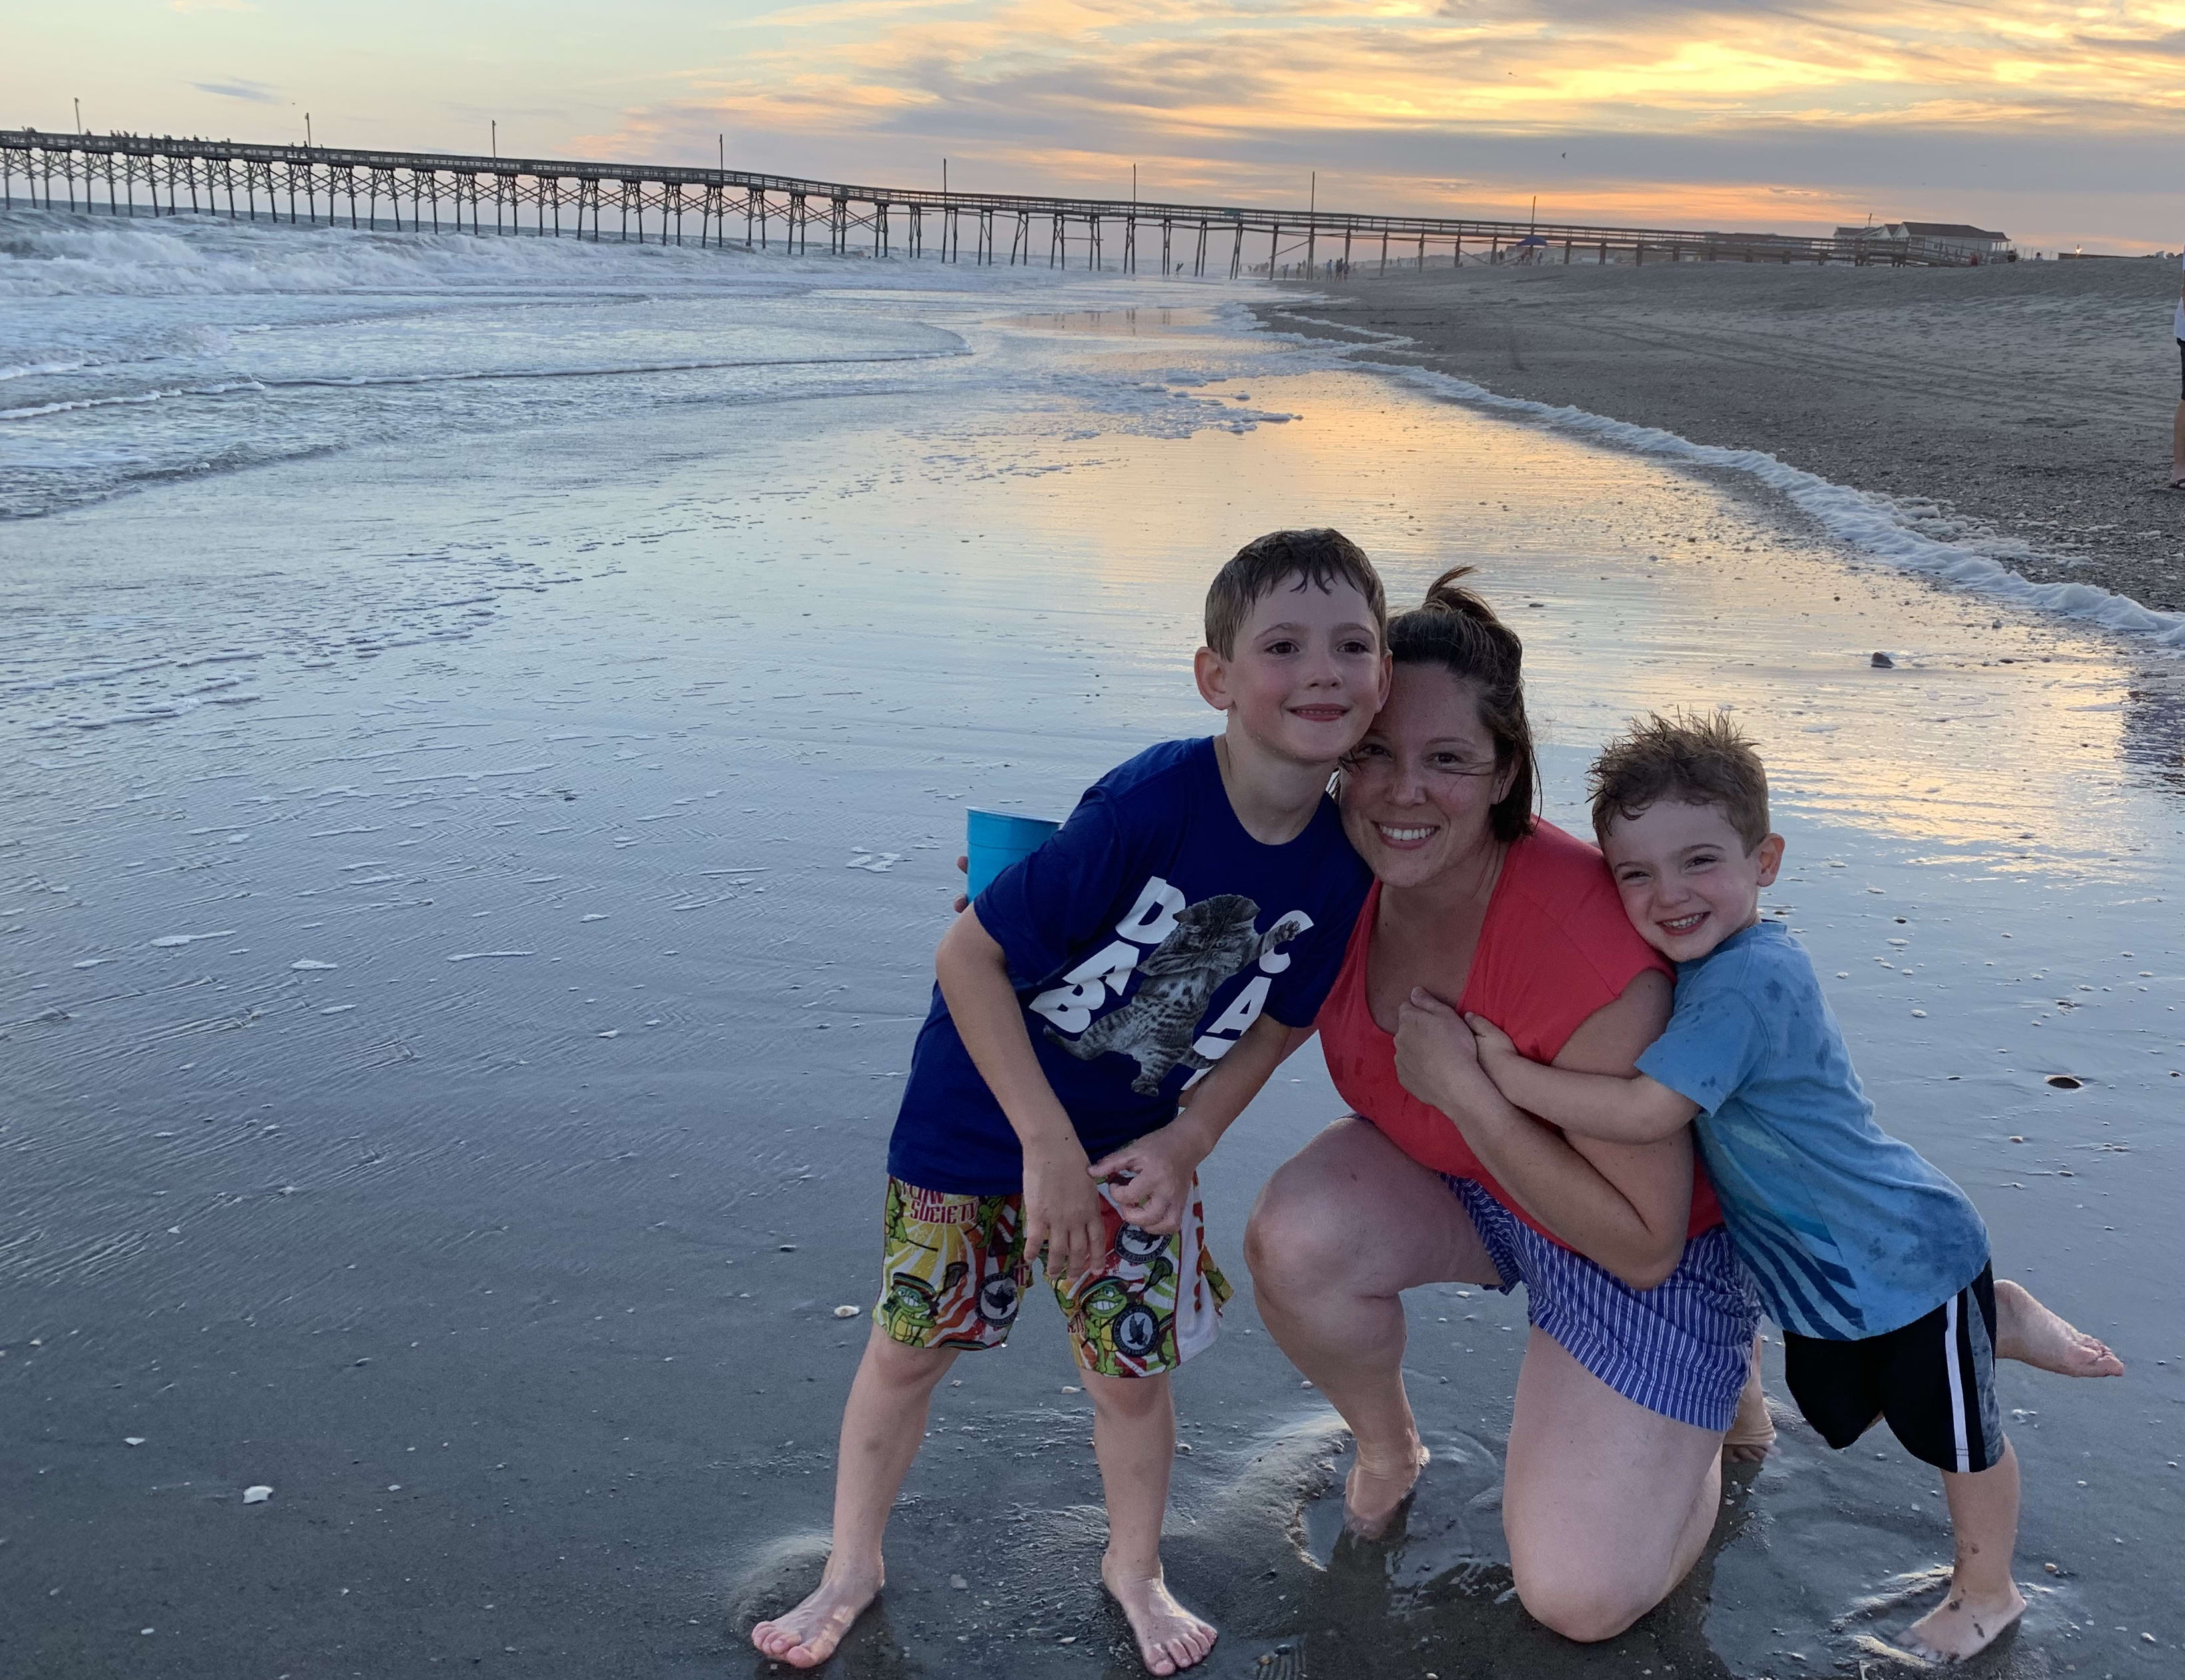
0, 129, 1983, 274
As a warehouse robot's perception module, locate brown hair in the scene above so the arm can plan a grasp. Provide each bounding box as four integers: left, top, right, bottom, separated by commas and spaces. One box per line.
1589, 711, 1771, 851
1204, 528, 1387, 659
1386, 566, 1536, 843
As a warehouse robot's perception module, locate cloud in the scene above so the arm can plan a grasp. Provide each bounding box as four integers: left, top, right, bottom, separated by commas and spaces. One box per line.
190, 79, 282, 103
115, 0, 2167, 248
655, 0, 2185, 159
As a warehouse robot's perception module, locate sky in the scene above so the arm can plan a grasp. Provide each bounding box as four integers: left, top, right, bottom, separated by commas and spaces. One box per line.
9, 0, 2183, 252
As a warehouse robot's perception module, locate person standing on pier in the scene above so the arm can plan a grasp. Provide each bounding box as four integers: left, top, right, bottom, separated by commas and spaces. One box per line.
2170, 248, 2184, 490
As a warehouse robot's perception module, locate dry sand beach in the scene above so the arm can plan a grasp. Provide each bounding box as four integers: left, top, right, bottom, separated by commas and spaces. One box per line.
1260, 258, 2185, 612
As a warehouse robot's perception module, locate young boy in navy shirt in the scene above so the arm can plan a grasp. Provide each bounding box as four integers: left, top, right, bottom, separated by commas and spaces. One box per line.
1415, 711, 2123, 1664
753, 530, 1390, 1675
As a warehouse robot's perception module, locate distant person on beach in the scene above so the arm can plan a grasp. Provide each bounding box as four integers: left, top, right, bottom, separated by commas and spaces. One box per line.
751, 530, 1392, 1675
2171, 250, 2184, 490
1446, 712, 2124, 1661
1232, 571, 1768, 1646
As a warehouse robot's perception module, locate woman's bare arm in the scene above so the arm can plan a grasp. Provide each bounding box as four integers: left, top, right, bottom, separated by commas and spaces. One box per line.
1544, 970, 1695, 1280
1393, 971, 1691, 1290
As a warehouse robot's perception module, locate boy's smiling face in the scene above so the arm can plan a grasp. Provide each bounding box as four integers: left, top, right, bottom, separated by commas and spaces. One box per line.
1601, 799, 1785, 964
1195, 574, 1388, 768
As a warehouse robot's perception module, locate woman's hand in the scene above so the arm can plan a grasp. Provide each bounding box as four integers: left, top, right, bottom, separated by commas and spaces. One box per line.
1088, 1115, 1209, 1236
1394, 987, 1500, 1125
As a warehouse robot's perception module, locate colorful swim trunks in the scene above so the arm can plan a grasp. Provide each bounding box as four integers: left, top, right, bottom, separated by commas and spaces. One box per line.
873, 1174, 1230, 1378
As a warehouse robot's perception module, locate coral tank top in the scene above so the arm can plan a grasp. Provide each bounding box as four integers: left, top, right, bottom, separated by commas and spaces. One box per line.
1316, 819, 1723, 1247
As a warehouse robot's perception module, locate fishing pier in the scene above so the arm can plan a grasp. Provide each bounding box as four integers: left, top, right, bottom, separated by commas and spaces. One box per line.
0, 129, 1984, 274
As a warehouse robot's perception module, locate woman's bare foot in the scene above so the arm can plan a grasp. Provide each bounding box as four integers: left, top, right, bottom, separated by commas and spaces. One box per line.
1901, 1580, 2027, 1663
1994, 1280, 2125, 1377
1101, 1560, 1216, 1676
750, 1565, 882, 1669
1343, 1439, 1429, 1537
1723, 1341, 1775, 1463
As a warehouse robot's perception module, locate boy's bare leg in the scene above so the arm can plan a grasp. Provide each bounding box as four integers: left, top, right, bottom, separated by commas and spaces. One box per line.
1902, 1440, 2026, 1662
1994, 1279, 2125, 1376
1722, 1335, 1775, 1463
1083, 1370, 1216, 1677
750, 1328, 958, 1669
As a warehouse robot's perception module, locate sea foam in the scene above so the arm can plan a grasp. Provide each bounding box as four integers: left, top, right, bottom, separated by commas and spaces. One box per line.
1265, 309, 2185, 656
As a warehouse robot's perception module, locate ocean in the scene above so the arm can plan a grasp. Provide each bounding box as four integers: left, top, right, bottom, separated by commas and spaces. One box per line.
2, 207, 2180, 1678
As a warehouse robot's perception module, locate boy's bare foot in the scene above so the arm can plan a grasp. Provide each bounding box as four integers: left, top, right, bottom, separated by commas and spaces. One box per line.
1343, 1439, 1429, 1537
1723, 1343, 1775, 1463
1901, 1580, 2027, 1663
1101, 1560, 1216, 1676
750, 1565, 882, 1669
1994, 1280, 2125, 1377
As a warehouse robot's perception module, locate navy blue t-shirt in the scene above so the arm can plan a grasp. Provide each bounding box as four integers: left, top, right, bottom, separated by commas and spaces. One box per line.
888, 737, 1370, 1194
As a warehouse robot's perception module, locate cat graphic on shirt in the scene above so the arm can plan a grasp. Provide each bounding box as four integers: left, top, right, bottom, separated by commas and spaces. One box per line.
1047, 894, 1281, 1094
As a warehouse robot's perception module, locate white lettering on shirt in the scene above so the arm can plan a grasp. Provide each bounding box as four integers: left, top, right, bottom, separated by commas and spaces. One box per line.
1114, 877, 1186, 945
1027, 877, 1188, 1031
1193, 975, 1272, 1058
1025, 881, 1311, 1048
1025, 938, 1145, 1034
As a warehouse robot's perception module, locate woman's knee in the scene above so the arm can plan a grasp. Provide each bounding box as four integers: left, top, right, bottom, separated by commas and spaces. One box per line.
1505, 1468, 1697, 1644
1511, 1565, 1651, 1645
1242, 1172, 1354, 1303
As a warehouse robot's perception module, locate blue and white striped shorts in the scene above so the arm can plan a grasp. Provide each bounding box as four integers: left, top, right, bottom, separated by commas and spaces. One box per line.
1446, 1176, 1759, 1433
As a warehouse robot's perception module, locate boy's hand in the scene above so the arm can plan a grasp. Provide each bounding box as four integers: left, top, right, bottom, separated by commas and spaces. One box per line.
1023, 1137, 1107, 1288
1394, 987, 1498, 1124
1087, 1117, 1207, 1236
953, 854, 970, 915
1465, 1012, 1520, 1072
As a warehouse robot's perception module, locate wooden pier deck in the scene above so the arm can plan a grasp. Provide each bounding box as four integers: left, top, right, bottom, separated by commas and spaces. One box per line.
0, 129, 1982, 274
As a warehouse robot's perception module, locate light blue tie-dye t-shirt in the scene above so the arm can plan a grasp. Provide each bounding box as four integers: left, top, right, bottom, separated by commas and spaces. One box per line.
1637, 921, 1988, 1340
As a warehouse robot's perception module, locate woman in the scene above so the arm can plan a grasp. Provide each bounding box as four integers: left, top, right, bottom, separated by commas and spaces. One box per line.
1242, 568, 1759, 1643
2170, 248, 2183, 490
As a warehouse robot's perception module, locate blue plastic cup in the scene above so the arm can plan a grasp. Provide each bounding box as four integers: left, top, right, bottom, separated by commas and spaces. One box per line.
965, 808, 1061, 899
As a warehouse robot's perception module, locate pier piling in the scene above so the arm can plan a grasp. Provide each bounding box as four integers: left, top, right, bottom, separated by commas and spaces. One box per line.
0, 129, 1973, 272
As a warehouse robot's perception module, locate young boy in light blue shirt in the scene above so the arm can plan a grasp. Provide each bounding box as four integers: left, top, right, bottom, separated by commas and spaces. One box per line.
1443, 711, 2124, 1665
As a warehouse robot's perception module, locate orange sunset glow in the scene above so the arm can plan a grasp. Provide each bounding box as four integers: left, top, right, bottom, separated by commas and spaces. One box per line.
9, 0, 2183, 248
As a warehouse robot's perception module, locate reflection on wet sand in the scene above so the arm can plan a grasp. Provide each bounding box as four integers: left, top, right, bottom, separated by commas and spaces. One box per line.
3, 306, 2177, 1679
2120, 669, 2185, 798
997, 308, 1215, 336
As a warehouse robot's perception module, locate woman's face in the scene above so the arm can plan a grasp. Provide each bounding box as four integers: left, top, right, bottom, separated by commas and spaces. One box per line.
1339, 662, 1515, 888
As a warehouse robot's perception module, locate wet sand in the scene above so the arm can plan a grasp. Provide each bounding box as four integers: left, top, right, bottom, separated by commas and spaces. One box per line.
1258, 258, 2185, 611
4, 300, 2184, 1679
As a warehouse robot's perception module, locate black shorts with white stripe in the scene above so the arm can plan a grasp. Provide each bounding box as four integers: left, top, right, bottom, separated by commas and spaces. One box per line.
1783, 1264, 2004, 1475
